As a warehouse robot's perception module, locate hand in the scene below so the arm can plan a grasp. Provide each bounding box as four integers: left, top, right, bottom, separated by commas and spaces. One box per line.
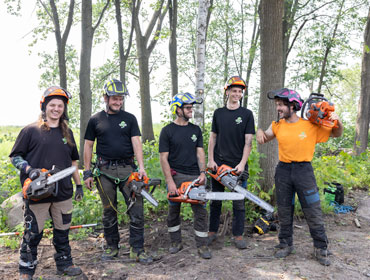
197, 172, 206, 185
329, 112, 340, 121
256, 129, 267, 144
167, 182, 179, 196
207, 160, 218, 172
27, 168, 41, 181
234, 163, 246, 174
138, 168, 147, 179
84, 177, 94, 190
74, 185, 84, 201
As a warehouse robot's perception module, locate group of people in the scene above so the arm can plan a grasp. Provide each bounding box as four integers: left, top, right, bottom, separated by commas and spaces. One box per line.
10, 76, 343, 279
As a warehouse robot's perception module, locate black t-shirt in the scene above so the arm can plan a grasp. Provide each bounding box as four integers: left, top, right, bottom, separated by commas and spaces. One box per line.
211, 106, 255, 167
84, 110, 141, 160
159, 122, 203, 175
9, 123, 79, 203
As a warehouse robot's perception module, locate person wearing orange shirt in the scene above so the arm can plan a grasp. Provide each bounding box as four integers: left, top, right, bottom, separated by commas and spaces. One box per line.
256, 88, 343, 266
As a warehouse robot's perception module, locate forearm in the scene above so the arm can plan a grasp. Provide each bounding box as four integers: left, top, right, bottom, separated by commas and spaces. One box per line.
240, 136, 253, 167
71, 160, 81, 185
160, 155, 175, 186
83, 145, 93, 170
331, 120, 343, 138
132, 137, 145, 170
207, 133, 216, 162
197, 148, 206, 172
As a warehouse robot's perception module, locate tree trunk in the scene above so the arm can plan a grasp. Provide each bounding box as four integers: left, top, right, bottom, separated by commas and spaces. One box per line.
132, 0, 167, 142
47, 0, 75, 89
114, 0, 135, 110
79, 0, 110, 167
354, 6, 370, 155
169, 0, 178, 97
79, 0, 93, 168
258, 0, 284, 192
194, 0, 210, 128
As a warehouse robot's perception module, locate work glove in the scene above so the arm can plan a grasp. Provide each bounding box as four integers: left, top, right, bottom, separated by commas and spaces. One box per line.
238, 170, 249, 182
27, 168, 41, 181
74, 185, 84, 201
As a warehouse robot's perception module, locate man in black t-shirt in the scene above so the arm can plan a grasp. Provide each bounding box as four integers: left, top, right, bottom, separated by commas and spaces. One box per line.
159, 92, 211, 259
83, 79, 152, 263
207, 76, 256, 250
10, 86, 83, 279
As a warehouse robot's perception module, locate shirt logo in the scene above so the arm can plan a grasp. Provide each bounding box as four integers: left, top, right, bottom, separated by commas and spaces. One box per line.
119, 121, 127, 128
191, 134, 197, 142
235, 117, 242, 124
62, 137, 67, 144
299, 131, 307, 140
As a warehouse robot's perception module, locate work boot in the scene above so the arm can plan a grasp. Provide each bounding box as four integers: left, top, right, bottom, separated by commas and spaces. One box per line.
197, 245, 212, 259
234, 236, 247, 249
274, 244, 294, 258
19, 273, 33, 280
207, 233, 217, 245
101, 246, 119, 260
313, 248, 331, 266
169, 242, 183, 254
57, 265, 82, 276
130, 248, 153, 264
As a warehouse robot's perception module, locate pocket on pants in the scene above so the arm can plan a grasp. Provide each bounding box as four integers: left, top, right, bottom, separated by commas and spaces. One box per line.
62, 212, 72, 225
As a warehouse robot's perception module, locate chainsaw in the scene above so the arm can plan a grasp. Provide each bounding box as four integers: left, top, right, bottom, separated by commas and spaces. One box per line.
301, 92, 338, 128
167, 178, 244, 204
22, 165, 77, 201
125, 172, 161, 207
207, 165, 275, 213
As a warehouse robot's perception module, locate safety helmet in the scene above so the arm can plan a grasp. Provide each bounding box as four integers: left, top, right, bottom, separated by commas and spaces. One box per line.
104, 79, 129, 96
224, 76, 247, 94
169, 92, 203, 115
40, 86, 71, 111
267, 88, 304, 111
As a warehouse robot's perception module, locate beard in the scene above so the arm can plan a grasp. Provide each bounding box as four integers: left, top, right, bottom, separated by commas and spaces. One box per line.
107, 105, 121, 113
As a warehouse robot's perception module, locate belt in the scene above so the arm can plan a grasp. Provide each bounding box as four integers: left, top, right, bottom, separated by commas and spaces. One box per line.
97, 157, 133, 167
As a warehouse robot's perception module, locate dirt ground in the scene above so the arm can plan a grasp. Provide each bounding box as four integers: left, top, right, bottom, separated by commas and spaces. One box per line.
1, 190, 369, 280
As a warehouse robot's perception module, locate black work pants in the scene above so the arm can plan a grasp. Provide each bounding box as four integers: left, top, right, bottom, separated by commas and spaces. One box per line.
209, 178, 246, 236
275, 161, 328, 249
167, 172, 208, 247
96, 163, 144, 250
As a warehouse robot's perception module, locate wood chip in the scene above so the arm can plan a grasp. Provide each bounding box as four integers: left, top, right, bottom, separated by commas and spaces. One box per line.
354, 218, 361, 228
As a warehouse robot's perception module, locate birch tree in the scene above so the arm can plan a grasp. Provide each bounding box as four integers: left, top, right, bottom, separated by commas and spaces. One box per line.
194, 0, 211, 127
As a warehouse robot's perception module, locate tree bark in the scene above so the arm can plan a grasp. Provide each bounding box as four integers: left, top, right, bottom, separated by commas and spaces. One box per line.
132, 0, 167, 142
354, 6, 370, 155
168, 0, 178, 97
194, 0, 211, 128
258, 0, 284, 192
79, 0, 110, 167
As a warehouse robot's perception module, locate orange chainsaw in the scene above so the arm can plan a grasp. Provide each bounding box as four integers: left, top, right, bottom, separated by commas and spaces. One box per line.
207, 165, 275, 213
167, 178, 244, 204
301, 93, 338, 128
23, 166, 76, 201
125, 172, 161, 207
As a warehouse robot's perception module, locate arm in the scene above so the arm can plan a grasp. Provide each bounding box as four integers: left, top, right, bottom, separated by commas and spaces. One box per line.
83, 139, 95, 190
207, 132, 218, 171
329, 112, 343, 138
131, 136, 147, 178
159, 152, 178, 195
235, 134, 253, 173
71, 160, 81, 185
196, 147, 206, 184
256, 124, 275, 144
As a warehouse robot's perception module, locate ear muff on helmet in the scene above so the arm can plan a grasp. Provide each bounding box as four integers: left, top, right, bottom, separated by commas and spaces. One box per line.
169, 92, 203, 115
224, 76, 247, 94
267, 88, 304, 111
104, 79, 129, 96
40, 86, 71, 111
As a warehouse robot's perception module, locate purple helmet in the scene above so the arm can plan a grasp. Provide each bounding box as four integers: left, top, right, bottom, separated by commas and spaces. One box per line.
267, 88, 304, 111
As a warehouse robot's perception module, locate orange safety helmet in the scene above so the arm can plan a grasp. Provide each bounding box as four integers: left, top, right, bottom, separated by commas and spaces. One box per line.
40, 86, 71, 111
224, 76, 247, 94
